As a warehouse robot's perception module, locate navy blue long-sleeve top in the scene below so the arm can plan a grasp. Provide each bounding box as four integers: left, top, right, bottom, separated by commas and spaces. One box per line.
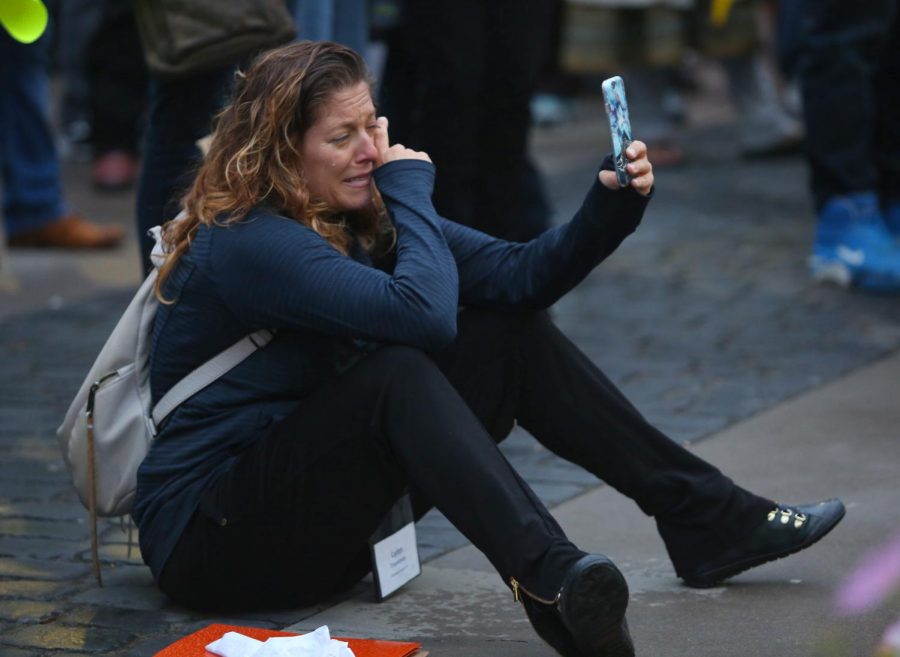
134, 158, 650, 579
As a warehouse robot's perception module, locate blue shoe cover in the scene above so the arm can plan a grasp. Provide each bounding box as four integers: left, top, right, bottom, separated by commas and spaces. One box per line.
809, 193, 900, 292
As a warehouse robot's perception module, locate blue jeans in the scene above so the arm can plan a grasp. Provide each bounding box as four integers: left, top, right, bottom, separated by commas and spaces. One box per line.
0, 30, 66, 238
796, 0, 900, 209
292, 0, 368, 55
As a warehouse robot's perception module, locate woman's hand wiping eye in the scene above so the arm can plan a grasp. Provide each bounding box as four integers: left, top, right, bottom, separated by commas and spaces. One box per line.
374, 116, 432, 166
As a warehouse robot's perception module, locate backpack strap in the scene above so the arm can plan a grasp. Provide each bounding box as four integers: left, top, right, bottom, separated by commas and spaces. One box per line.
150, 328, 275, 432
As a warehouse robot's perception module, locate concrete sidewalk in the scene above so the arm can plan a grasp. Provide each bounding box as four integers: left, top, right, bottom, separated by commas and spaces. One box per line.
287, 350, 900, 657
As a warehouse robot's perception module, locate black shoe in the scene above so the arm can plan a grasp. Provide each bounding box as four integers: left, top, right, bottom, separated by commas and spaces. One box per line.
513, 554, 634, 657
681, 498, 846, 588
519, 593, 582, 657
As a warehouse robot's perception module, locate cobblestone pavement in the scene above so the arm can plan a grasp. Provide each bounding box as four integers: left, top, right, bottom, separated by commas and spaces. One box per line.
2, 101, 900, 655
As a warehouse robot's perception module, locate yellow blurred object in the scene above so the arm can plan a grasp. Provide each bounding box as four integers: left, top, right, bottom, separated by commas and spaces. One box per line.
0, 0, 48, 44
710, 0, 735, 26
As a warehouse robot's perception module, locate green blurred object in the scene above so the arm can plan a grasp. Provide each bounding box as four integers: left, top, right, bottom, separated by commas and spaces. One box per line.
0, 0, 49, 43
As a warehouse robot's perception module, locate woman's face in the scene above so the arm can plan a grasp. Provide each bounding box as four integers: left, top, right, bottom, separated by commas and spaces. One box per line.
300, 81, 379, 213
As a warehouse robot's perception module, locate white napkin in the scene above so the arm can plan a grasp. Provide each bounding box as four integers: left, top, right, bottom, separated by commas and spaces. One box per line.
205, 625, 355, 657
206, 631, 265, 657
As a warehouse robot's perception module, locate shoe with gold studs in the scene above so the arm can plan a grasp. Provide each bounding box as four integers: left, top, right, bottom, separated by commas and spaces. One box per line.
682, 498, 845, 588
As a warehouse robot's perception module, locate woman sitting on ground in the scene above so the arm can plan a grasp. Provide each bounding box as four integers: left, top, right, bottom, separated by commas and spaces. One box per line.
136, 40, 844, 657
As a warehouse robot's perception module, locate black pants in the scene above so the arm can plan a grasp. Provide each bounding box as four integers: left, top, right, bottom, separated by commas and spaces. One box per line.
135, 66, 233, 273
796, 0, 900, 208
86, 2, 146, 157
159, 310, 771, 611
380, 0, 555, 241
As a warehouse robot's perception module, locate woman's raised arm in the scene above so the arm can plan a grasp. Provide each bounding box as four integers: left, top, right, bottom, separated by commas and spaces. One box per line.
209, 160, 459, 351
442, 154, 651, 311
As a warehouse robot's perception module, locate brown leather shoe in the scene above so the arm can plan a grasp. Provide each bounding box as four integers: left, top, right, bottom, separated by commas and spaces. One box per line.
8, 214, 124, 249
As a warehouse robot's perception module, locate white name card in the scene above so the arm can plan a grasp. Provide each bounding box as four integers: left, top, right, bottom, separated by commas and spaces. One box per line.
371, 521, 420, 600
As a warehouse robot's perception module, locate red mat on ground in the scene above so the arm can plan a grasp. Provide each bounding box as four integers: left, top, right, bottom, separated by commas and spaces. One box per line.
155, 624, 424, 657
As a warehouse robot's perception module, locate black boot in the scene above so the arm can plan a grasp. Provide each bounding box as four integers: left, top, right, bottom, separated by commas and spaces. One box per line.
513, 554, 634, 657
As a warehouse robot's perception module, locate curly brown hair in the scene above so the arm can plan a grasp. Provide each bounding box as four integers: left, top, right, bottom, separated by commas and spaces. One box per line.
155, 41, 393, 302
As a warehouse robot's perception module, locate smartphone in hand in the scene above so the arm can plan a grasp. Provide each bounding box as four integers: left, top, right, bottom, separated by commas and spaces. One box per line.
602, 75, 633, 188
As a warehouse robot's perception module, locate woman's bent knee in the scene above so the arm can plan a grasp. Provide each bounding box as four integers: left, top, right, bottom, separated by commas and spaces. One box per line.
358, 345, 447, 390
369, 344, 435, 370
458, 308, 552, 337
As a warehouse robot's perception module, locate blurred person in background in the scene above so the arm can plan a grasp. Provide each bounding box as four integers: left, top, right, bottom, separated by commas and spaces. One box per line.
793, 0, 900, 291
55, 0, 100, 156
0, 13, 123, 249
532, 1, 575, 127
379, 0, 557, 242
291, 0, 369, 58
558, 0, 802, 165
56, 0, 146, 192
83, 0, 146, 192
133, 0, 295, 274
134, 65, 234, 272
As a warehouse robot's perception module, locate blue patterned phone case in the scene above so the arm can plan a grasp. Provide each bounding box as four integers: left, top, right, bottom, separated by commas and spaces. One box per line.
602, 76, 633, 188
